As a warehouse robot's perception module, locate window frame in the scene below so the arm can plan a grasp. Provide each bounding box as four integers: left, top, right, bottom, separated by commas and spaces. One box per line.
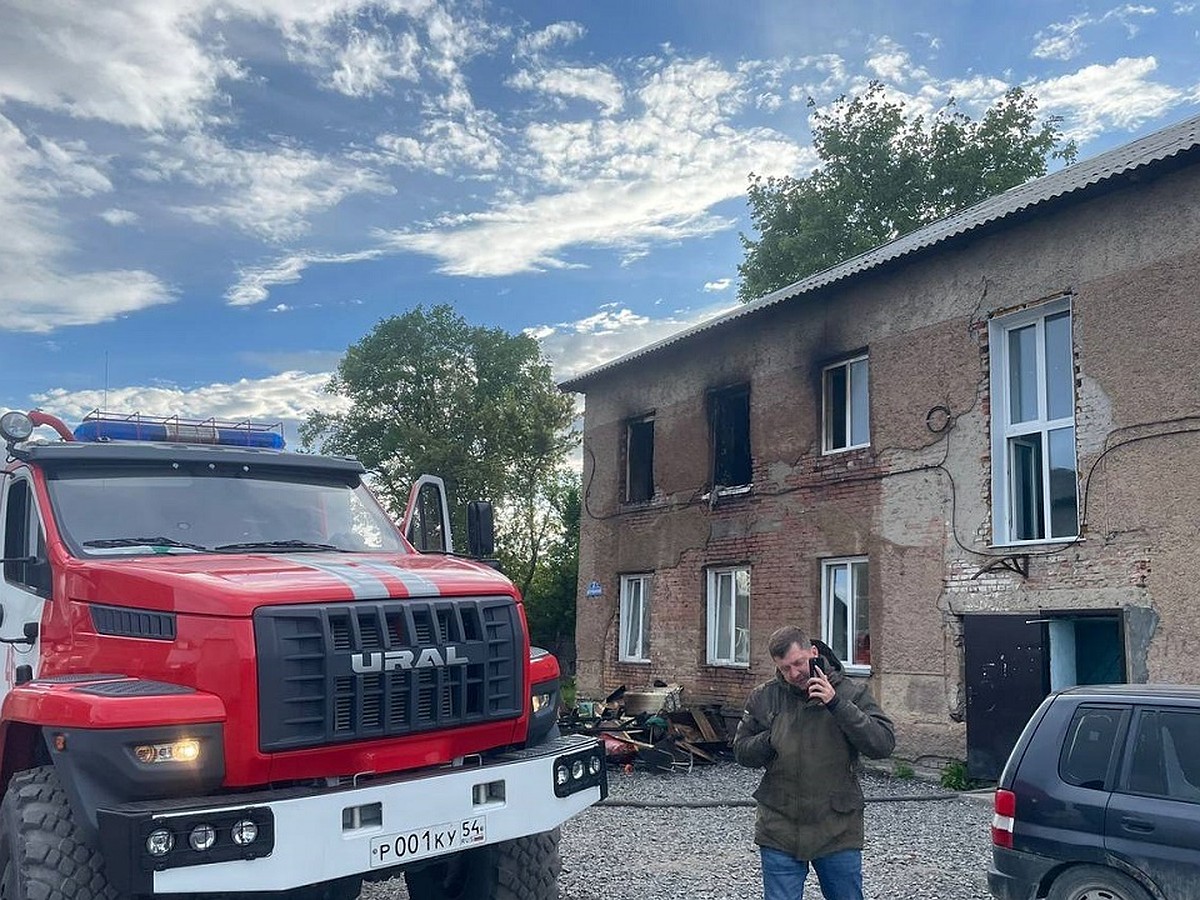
624, 414, 655, 503
1118, 706, 1200, 803
989, 297, 1079, 546
3, 475, 52, 598
822, 354, 870, 454
706, 565, 750, 668
618, 573, 653, 663
708, 385, 752, 490
1058, 704, 1127, 791
821, 556, 871, 675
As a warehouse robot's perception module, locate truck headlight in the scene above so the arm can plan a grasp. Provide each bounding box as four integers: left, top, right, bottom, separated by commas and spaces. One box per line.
553, 744, 606, 798
146, 829, 174, 857
188, 824, 216, 852
531, 692, 554, 714
231, 819, 259, 846
134, 739, 200, 764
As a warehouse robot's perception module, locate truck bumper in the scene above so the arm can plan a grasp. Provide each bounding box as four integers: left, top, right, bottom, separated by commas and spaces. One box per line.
97, 734, 605, 894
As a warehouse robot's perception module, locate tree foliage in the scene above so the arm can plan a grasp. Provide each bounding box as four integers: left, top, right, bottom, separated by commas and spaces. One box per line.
502, 475, 580, 666
737, 83, 1078, 303
300, 304, 577, 549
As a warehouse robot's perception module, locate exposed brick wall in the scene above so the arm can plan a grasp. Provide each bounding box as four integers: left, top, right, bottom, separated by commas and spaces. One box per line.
573, 162, 1200, 763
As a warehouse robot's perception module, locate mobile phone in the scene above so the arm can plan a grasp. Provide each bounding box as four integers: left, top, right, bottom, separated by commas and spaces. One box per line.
809, 658, 822, 679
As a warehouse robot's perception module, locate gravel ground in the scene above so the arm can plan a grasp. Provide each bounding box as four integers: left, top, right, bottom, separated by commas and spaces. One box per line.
366, 761, 995, 900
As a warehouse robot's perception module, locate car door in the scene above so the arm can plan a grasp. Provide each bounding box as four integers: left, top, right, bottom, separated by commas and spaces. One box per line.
1106, 705, 1200, 900
0, 471, 52, 699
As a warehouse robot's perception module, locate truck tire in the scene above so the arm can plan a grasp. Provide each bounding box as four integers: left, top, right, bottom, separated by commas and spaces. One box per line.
1047, 865, 1152, 900
402, 828, 561, 900
0, 766, 120, 900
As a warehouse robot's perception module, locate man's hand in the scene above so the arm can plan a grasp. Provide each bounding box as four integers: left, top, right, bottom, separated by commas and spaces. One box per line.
807, 667, 836, 705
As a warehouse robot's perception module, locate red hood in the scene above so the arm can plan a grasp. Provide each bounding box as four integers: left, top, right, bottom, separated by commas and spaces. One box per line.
61, 552, 519, 616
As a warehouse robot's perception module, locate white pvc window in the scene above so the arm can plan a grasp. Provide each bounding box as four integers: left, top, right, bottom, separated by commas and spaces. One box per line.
823, 355, 870, 452
707, 566, 750, 667
822, 557, 870, 672
618, 574, 652, 663
989, 299, 1079, 544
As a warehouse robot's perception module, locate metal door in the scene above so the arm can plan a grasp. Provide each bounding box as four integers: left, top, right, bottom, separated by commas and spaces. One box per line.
964, 615, 1049, 781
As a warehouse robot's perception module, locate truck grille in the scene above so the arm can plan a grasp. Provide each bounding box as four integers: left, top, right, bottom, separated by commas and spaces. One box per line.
254, 598, 523, 752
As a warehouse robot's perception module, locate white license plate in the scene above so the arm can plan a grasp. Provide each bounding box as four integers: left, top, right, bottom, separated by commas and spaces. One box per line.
369, 816, 487, 868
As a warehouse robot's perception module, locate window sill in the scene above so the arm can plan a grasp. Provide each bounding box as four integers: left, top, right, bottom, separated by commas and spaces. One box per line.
617, 658, 652, 665
840, 664, 873, 678
821, 442, 871, 457
706, 661, 751, 669
700, 484, 752, 502
990, 535, 1082, 550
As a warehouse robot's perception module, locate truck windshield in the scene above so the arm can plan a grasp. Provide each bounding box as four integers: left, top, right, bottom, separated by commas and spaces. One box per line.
45, 463, 407, 556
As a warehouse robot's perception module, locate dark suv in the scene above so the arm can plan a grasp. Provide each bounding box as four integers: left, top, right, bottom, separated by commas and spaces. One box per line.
989, 685, 1200, 900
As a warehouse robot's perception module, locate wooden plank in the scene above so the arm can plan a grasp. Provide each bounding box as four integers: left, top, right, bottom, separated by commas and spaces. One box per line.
677, 740, 716, 763
691, 708, 721, 742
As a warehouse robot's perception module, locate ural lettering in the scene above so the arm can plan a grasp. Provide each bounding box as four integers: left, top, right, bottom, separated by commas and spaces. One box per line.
350, 646, 468, 673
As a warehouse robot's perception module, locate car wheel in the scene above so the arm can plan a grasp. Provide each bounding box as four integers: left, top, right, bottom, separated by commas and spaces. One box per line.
1047, 865, 1153, 900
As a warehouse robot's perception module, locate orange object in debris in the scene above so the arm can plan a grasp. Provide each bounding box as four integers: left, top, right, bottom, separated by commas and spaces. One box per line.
623, 763, 634, 775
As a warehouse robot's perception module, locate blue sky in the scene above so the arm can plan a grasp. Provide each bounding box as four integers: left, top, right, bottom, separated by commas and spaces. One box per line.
2, 0, 1198, 442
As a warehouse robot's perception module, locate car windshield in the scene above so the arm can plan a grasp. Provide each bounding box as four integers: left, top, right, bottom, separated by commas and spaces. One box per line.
45, 462, 407, 556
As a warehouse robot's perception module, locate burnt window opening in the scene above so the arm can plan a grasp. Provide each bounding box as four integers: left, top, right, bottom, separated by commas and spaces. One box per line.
625, 415, 655, 503
709, 385, 751, 489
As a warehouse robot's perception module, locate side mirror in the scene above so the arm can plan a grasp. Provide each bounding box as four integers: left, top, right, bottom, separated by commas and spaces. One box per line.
467, 501, 495, 558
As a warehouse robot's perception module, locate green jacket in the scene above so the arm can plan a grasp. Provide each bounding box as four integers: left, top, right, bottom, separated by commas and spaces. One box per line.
733, 655, 895, 861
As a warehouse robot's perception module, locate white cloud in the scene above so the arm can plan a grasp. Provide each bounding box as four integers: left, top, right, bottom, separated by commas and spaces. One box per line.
1032, 5, 1158, 61
532, 301, 737, 384
704, 278, 731, 292
31, 370, 350, 441
0, 0, 238, 131
226, 248, 383, 306
0, 0, 449, 132
375, 112, 506, 175
866, 37, 930, 84
270, 303, 291, 312
517, 21, 585, 56
144, 133, 393, 242
100, 208, 140, 226
509, 66, 624, 115
0, 114, 171, 332
328, 27, 421, 96
382, 57, 808, 276
1032, 15, 1091, 61
1032, 56, 1184, 141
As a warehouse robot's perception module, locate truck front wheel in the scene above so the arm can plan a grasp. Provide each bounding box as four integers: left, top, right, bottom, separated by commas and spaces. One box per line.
402, 828, 561, 900
0, 766, 119, 900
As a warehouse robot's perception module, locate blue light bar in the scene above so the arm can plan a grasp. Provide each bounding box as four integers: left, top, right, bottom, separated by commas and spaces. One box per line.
73, 412, 285, 450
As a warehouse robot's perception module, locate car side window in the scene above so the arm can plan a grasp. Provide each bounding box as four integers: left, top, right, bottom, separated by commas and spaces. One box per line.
2, 478, 52, 598
1125, 708, 1200, 803
1059, 706, 1122, 790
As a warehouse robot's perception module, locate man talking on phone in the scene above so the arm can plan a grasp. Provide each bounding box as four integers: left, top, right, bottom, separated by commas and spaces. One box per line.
733, 625, 895, 900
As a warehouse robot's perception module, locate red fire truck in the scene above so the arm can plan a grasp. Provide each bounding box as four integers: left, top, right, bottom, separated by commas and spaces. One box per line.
0, 409, 603, 900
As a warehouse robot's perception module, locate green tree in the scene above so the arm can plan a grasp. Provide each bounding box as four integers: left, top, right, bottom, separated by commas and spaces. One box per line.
738, 83, 1077, 303
503, 475, 580, 668
300, 305, 578, 551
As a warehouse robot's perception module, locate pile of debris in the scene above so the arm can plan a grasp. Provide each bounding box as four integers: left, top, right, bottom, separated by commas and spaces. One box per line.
560, 683, 732, 772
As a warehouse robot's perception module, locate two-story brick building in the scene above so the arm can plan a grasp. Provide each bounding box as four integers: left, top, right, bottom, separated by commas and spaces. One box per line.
561, 112, 1200, 777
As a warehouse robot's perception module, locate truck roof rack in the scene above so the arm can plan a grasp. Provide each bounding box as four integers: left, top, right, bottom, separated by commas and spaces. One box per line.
74, 410, 286, 450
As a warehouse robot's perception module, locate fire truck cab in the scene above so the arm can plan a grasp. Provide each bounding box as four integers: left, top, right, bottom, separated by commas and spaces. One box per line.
0, 409, 603, 900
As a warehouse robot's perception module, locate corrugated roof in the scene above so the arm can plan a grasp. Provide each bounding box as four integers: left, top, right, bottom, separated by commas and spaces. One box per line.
560, 111, 1200, 392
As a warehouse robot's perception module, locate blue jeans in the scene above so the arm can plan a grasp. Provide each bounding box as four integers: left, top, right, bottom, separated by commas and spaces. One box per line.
760, 846, 863, 900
